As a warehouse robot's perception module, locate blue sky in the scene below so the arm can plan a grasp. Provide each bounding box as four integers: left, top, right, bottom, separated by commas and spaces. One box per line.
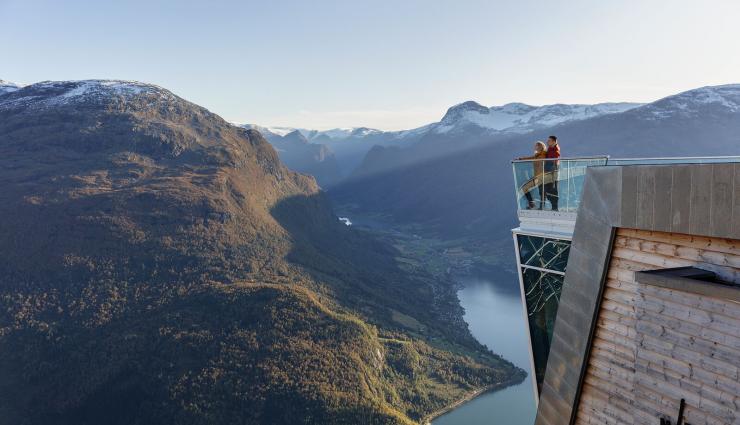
2, 0, 740, 130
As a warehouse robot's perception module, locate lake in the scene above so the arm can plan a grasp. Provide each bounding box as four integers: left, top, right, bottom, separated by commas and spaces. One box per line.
334, 214, 537, 424
433, 274, 536, 425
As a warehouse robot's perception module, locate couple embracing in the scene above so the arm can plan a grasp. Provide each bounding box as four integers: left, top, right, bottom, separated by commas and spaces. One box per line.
517, 135, 561, 211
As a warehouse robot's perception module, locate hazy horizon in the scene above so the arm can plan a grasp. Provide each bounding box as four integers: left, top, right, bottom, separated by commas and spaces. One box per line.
3, 0, 740, 130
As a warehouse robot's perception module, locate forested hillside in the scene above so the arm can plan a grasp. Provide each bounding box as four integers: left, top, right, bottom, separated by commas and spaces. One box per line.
0, 80, 522, 425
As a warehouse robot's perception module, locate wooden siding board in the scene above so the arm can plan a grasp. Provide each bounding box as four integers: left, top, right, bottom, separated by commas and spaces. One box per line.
538, 165, 740, 425
572, 229, 740, 425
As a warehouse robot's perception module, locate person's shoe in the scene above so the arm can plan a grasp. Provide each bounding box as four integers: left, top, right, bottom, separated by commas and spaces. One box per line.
526, 201, 535, 209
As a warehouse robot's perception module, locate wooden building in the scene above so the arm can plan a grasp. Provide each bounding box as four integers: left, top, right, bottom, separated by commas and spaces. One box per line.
514, 160, 740, 425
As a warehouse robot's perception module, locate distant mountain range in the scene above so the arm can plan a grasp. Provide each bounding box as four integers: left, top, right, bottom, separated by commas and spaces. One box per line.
424, 100, 643, 135
330, 83, 740, 242
0, 79, 520, 424
249, 100, 643, 141
245, 100, 644, 184
243, 126, 343, 186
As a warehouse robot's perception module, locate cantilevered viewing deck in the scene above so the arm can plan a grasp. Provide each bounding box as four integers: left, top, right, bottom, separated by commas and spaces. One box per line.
512, 156, 608, 235
510, 155, 740, 425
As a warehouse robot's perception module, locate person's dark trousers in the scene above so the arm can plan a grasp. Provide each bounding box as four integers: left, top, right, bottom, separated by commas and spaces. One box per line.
544, 181, 558, 211
524, 187, 544, 209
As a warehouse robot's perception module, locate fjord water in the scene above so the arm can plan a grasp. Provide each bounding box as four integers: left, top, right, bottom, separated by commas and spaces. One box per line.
433, 274, 537, 425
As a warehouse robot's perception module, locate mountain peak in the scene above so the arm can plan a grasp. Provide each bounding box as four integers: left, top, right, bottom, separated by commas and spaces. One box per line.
0, 79, 174, 111
441, 101, 489, 122
636, 83, 740, 120
0, 79, 23, 95
350, 127, 381, 137
434, 99, 643, 134
497, 102, 536, 113
284, 129, 310, 144
0, 78, 267, 164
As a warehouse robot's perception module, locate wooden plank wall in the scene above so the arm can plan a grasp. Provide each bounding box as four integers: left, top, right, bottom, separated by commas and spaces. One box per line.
574, 228, 740, 425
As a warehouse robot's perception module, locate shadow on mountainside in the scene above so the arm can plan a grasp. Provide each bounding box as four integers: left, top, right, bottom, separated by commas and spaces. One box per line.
270, 191, 482, 348
269, 191, 526, 422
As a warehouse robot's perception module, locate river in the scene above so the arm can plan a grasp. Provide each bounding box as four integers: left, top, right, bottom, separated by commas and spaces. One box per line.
432, 274, 536, 425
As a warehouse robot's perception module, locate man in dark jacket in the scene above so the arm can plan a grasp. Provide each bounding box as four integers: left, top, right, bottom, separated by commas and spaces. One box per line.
544, 135, 560, 211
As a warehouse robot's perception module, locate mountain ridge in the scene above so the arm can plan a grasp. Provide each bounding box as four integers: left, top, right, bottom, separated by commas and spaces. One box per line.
246, 98, 644, 183
0, 78, 521, 425
242, 124, 342, 187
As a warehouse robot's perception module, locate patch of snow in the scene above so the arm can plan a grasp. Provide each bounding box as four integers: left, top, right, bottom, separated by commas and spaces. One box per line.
338, 217, 352, 226
239, 125, 382, 141
0, 79, 171, 111
390, 122, 435, 139
351, 127, 382, 137
433, 124, 454, 134
254, 126, 298, 137
0, 79, 23, 95
317, 128, 358, 139
636, 84, 740, 120
433, 101, 642, 134
242, 84, 739, 144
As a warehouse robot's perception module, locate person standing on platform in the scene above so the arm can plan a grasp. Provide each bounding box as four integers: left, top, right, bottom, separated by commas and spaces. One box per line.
544, 135, 561, 211
518, 141, 547, 209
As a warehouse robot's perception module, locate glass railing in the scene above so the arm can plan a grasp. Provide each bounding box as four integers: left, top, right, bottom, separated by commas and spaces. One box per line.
512, 157, 608, 213
513, 156, 740, 215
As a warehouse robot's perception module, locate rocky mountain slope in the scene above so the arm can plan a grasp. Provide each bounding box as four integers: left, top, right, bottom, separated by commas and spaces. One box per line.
0, 79, 522, 425
243, 125, 342, 187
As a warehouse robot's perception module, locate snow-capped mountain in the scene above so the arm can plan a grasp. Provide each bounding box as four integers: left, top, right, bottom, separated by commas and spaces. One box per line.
431, 100, 643, 134
248, 100, 641, 143
242, 124, 384, 142
241, 124, 305, 139
0, 80, 175, 112
0, 80, 23, 96
245, 99, 644, 179
629, 84, 740, 120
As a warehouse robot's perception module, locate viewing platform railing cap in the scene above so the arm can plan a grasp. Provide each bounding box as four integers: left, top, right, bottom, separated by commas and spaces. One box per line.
511, 155, 610, 163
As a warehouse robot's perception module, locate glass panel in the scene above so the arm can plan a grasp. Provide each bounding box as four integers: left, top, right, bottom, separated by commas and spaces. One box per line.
521, 268, 564, 393
517, 235, 571, 273
512, 157, 608, 214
